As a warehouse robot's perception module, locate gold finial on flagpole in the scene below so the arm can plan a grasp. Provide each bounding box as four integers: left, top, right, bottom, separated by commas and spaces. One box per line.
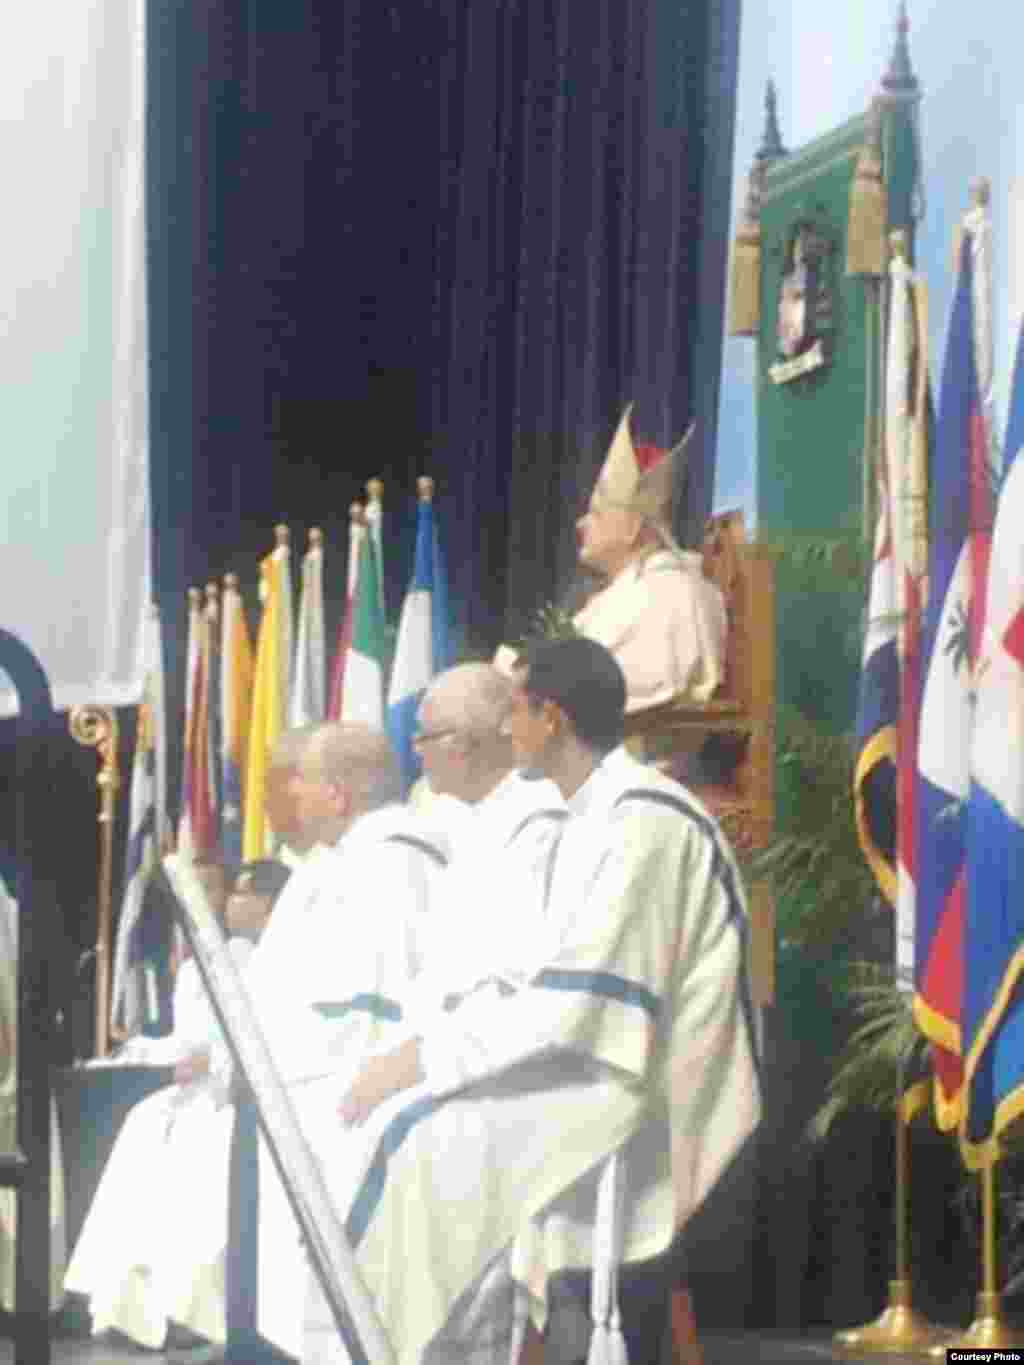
366, 478, 384, 503
274, 523, 289, 549
350, 501, 366, 526
309, 527, 323, 550
205, 580, 219, 615
224, 572, 240, 593
187, 586, 202, 611
971, 176, 991, 208
417, 476, 435, 502
889, 229, 907, 261
69, 705, 121, 1058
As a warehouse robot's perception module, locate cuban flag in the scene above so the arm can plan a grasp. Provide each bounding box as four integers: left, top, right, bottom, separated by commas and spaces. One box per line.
386, 483, 452, 790
111, 606, 170, 1036
914, 221, 994, 1129
959, 318, 1024, 1167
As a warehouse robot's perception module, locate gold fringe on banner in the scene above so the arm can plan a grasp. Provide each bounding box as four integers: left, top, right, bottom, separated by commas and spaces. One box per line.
728, 218, 761, 337
728, 165, 764, 337
846, 135, 888, 277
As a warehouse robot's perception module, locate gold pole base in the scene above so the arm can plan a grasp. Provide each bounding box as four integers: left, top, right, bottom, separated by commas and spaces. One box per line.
928, 1291, 1024, 1356
834, 1280, 947, 1353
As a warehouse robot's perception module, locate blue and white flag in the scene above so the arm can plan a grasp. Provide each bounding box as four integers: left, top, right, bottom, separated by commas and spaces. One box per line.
111, 605, 170, 1037
386, 484, 452, 790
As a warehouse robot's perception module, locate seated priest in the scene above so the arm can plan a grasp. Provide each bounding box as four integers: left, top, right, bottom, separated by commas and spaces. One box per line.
401, 661, 566, 1017
65, 723, 449, 1359
301, 637, 761, 1365
0, 874, 66, 1315
220, 666, 565, 1364
500, 407, 727, 713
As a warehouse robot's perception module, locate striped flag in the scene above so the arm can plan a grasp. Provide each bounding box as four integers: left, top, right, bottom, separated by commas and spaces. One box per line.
111, 606, 170, 1036
327, 503, 366, 720
243, 535, 292, 860
386, 480, 452, 790
853, 249, 930, 1003
959, 317, 1024, 1167
221, 574, 253, 874
341, 514, 388, 726
178, 588, 218, 861
289, 529, 326, 727
914, 209, 995, 1130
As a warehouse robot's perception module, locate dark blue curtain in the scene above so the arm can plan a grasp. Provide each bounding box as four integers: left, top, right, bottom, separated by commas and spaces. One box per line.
150, 0, 740, 651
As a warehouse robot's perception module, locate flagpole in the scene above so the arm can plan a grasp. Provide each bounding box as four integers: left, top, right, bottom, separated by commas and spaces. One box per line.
69, 704, 121, 1058
833, 1083, 943, 1352
926, 1163, 1024, 1355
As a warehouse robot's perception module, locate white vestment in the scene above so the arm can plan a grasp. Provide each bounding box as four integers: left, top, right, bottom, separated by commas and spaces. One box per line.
0, 883, 66, 1314
573, 549, 727, 709
302, 749, 761, 1365
66, 807, 447, 1352
63, 936, 255, 1348
402, 770, 565, 1026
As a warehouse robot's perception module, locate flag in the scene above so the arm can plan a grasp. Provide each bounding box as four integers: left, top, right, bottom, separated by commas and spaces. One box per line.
341, 516, 388, 726
221, 574, 253, 873
959, 318, 1024, 1167
243, 538, 292, 860
914, 214, 995, 1129
110, 606, 171, 1036
178, 588, 218, 861
365, 478, 386, 613
852, 251, 930, 994
386, 483, 452, 790
327, 504, 366, 720
290, 530, 326, 727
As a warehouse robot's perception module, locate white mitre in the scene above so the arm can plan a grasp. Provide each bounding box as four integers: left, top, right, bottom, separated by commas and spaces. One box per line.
575, 407, 726, 707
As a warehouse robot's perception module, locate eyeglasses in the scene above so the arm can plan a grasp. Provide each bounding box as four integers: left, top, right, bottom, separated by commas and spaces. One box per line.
411, 726, 458, 749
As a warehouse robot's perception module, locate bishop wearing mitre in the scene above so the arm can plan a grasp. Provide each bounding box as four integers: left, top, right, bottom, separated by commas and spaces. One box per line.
500, 407, 727, 712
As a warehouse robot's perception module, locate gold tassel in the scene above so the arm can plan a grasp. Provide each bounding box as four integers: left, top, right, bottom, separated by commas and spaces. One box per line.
846, 139, 888, 276
728, 216, 761, 337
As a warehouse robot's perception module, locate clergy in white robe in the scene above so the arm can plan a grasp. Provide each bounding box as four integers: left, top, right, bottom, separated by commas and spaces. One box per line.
194, 725, 449, 1361
495, 407, 726, 710
398, 664, 565, 1023
303, 639, 760, 1365
0, 876, 66, 1314
65, 724, 445, 1355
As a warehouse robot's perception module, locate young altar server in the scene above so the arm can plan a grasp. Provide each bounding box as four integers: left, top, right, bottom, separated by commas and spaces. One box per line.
302, 637, 761, 1365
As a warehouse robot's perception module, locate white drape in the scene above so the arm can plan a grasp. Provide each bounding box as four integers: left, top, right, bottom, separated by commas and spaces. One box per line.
0, 0, 149, 716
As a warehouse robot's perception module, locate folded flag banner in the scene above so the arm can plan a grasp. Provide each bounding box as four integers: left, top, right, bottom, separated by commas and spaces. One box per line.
244, 529, 293, 860
290, 528, 327, 728
960, 314, 1024, 1167
853, 244, 931, 997
341, 509, 388, 727
891, 250, 932, 991
178, 588, 217, 861
914, 203, 994, 1129
111, 606, 170, 1036
221, 573, 254, 874
386, 477, 452, 790
327, 503, 366, 721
